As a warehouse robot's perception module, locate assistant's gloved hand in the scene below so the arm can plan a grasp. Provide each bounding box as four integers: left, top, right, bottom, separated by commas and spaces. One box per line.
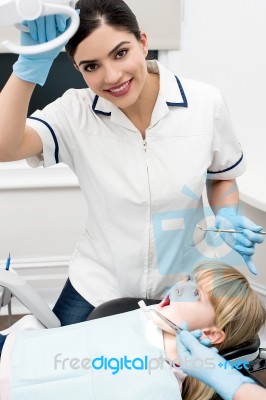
13, 15, 69, 86
215, 207, 264, 275
176, 329, 254, 400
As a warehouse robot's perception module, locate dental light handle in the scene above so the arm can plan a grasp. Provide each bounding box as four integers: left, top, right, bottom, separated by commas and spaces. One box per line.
1, 0, 79, 55
0, 268, 61, 328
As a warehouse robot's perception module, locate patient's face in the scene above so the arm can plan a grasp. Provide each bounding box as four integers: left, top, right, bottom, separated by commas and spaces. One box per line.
156, 275, 216, 332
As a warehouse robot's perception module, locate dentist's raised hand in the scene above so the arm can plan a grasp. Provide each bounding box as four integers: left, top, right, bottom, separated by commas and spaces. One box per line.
215, 207, 264, 275
13, 15, 69, 86
176, 329, 255, 400
25, 15, 69, 43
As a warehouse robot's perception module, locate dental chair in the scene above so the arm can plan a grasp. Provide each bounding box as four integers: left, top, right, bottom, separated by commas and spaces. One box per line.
0, 286, 12, 326
0, 268, 266, 392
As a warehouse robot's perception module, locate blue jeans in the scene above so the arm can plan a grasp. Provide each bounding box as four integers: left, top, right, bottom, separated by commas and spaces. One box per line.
52, 278, 95, 326
0, 279, 95, 355
0, 335, 6, 355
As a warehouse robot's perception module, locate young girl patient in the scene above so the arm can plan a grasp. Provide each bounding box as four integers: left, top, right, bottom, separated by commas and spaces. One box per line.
0, 261, 265, 400
154, 261, 266, 400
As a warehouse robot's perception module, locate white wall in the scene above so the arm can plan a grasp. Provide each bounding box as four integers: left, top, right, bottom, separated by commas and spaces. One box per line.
160, 0, 266, 177
0, 162, 87, 314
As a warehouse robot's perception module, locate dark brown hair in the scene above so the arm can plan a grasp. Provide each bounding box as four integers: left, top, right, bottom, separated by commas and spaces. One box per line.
65, 0, 141, 60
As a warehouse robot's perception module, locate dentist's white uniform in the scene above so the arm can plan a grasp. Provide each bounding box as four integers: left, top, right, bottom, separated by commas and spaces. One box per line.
26, 60, 245, 306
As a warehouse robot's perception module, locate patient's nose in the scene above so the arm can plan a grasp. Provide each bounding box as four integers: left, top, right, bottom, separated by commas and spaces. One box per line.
169, 280, 199, 302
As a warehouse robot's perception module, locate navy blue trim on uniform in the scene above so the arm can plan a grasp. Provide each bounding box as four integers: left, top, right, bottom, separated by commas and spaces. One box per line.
207, 153, 244, 174
166, 76, 188, 108
92, 75, 188, 114
92, 96, 112, 116
28, 116, 59, 164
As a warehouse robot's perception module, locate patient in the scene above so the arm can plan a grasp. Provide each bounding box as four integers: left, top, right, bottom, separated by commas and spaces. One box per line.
159, 261, 266, 400
0, 261, 265, 400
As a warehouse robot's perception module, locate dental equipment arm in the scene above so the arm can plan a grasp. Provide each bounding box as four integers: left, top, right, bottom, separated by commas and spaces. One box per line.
0, 0, 79, 55
176, 330, 255, 400
0, 268, 60, 328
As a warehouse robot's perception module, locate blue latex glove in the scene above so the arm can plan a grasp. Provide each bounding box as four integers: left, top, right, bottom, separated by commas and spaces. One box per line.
176, 329, 254, 400
179, 322, 212, 347
13, 15, 69, 86
215, 207, 264, 275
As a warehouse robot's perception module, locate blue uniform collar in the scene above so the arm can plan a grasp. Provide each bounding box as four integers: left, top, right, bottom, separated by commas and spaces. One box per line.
92, 60, 188, 116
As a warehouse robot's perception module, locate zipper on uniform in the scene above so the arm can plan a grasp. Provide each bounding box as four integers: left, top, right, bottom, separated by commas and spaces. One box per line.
142, 136, 152, 297
143, 138, 147, 152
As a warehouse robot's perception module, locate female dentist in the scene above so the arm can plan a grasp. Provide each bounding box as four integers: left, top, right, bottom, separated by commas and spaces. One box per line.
177, 329, 266, 400
0, 0, 264, 326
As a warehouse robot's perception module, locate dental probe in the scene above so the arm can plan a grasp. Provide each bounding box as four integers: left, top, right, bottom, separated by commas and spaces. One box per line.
138, 300, 182, 334
196, 224, 265, 235
5, 253, 11, 271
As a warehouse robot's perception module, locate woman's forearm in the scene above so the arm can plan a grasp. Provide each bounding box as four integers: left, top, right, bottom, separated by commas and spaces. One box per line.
0, 73, 36, 161
234, 383, 266, 400
206, 179, 239, 215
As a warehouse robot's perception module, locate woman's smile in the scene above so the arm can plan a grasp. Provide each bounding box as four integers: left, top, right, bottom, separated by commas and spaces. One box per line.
105, 78, 133, 97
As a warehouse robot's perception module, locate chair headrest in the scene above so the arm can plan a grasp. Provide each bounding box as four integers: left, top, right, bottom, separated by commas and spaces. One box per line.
220, 336, 260, 360
87, 297, 159, 320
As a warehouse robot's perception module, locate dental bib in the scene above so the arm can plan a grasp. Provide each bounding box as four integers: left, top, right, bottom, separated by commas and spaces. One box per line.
9, 308, 181, 400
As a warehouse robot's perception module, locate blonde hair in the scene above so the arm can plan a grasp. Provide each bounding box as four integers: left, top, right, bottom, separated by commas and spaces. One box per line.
182, 261, 266, 400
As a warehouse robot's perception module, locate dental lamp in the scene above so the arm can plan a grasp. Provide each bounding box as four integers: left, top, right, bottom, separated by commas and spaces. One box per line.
0, 0, 79, 54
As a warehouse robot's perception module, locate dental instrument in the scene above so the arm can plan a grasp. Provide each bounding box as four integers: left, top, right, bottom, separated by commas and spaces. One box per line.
138, 300, 182, 334
196, 224, 265, 235
5, 253, 11, 271
0, 0, 80, 55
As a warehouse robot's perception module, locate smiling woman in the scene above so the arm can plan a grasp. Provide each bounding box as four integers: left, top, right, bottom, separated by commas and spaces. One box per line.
68, 23, 152, 117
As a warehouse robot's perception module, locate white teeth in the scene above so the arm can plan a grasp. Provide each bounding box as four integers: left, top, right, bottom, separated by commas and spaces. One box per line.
110, 80, 130, 93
